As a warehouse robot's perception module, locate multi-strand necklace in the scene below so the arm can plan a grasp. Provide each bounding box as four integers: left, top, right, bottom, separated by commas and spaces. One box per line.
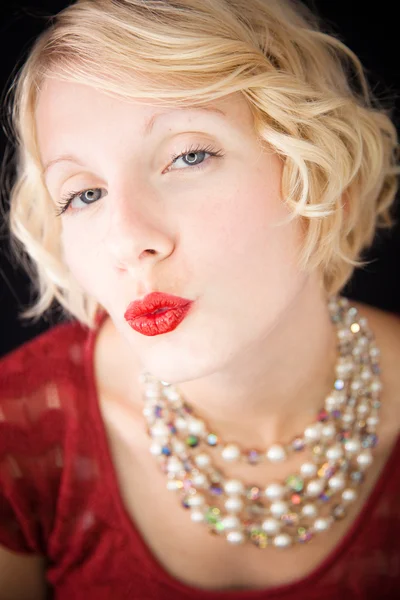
140, 297, 381, 549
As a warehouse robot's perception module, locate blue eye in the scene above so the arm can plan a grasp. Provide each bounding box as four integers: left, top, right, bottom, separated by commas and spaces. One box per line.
168, 144, 224, 171
55, 188, 106, 217
54, 143, 224, 217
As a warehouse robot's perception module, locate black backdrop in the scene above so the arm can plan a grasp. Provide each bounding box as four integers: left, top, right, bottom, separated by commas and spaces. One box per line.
1, 0, 399, 358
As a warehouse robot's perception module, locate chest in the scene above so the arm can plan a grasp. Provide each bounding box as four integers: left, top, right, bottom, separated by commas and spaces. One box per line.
98, 394, 393, 592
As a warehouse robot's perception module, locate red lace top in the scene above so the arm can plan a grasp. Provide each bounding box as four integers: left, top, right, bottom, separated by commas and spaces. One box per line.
0, 316, 399, 599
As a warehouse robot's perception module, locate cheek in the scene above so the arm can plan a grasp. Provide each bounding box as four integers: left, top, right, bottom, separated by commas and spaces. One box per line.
60, 222, 103, 293
189, 159, 298, 274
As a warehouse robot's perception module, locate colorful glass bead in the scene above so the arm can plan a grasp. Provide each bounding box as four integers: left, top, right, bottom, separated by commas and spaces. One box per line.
318, 463, 336, 479
319, 491, 333, 503
334, 379, 345, 391
317, 409, 329, 422
182, 497, 191, 509
214, 521, 225, 533
205, 507, 221, 525
350, 470, 364, 484
281, 512, 299, 526
249, 528, 268, 549
207, 433, 218, 446
186, 435, 199, 448
183, 459, 193, 472
210, 485, 223, 496
161, 445, 172, 456
297, 527, 313, 543
332, 504, 346, 520
183, 479, 193, 491
292, 437, 305, 451
361, 433, 378, 448
247, 450, 261, 464
246, 486, 261, 501
286, 474, 304, 492
290, 493, 302, 506
154, 405, 163, 417
312, 444, 324, 458
167, 422, 177, 434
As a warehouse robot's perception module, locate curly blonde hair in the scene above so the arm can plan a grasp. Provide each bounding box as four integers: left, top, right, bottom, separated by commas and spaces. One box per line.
5, 0, 399, 328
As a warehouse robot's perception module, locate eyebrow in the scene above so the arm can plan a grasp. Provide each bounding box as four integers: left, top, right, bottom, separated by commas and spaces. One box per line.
42, 106, 226, 176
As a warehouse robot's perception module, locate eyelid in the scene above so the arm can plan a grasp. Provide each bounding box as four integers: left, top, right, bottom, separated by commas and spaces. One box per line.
55, 142, 225, 216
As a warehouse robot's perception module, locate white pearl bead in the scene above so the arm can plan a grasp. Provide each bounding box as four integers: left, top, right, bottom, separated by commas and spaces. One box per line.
174, 417, 187, 431
321, 424, 336, 439
225, 497, 244, 513
326, 444, 344, 462
325, 395, 340, 410
149, 442, 163, 456
143, 406, 155, 419
342, 488, 357, 503
361, 368, 372, 380
194, 453, 210, 468
301, 503, 317, 518
144, 387, 159, 398
370, 380, 382, 393
221, 516, 240, 531
273, 534, 292, 548
188, 418, 205, 435
342, 412, 355, 425
264, 483, 286, 501
221, 444, 241, 462
224, 479, 244, 496
266, 444, 286, 463
166, 457, 183, 474
336, 361, 353, 377
190, 510, 205, 523
192, 473, 207, 488
367, 416, 379, 427
356, 450, 373, 469
270, 501, 289, 518
351, 380, 362, 393
187, 494, 205, 507
304, 423, 322, 442
300, 462, 318, 478
328, 474, 345, 491
261, 518, 281, 535
314, 518, 331, 532
344, 438, 361, 454
164, 387, 180, 401
338, 328, 352, 341
151, 422, 170, 438
226, 530, 245, 545
357, 403, 369, 415
306, 479, 325, 498
172, 440, 186, 454
166, 480, 182, 491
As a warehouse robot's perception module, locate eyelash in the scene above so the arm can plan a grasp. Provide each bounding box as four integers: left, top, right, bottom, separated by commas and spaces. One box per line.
54, 143, 224, 217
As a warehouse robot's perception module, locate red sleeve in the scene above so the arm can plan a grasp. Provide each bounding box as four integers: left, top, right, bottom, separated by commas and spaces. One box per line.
0, 321, 87, 555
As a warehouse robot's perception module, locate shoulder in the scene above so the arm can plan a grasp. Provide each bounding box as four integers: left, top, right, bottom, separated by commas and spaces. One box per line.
0, 319, 90, 395
352, 299, 400, 439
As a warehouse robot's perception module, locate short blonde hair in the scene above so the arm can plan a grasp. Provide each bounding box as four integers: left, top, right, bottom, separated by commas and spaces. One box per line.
5, 0, 399, 328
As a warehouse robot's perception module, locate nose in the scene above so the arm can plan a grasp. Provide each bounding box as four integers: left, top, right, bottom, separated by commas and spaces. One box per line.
105, 191, 175, 271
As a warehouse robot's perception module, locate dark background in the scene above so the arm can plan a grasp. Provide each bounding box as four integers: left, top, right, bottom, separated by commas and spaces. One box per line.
0, 0, 399, 358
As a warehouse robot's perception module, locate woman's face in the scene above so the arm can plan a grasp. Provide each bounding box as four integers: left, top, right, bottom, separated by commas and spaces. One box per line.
36, 79, 308, 383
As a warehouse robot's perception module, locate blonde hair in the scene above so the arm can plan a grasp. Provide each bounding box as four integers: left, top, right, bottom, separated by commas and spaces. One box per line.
5, 0, 399, 328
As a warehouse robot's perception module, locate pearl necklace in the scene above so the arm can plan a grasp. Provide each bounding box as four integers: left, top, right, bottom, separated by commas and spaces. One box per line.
140, 297, 382, 549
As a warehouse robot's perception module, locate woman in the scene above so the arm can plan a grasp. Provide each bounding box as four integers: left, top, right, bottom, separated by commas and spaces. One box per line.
0, 0, 399, 598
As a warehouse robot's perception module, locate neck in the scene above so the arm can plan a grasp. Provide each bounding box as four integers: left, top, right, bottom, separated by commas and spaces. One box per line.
176, 279, 336, 448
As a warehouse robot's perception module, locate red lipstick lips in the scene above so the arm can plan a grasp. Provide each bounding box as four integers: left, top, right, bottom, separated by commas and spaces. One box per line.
124, 292, 194, 336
